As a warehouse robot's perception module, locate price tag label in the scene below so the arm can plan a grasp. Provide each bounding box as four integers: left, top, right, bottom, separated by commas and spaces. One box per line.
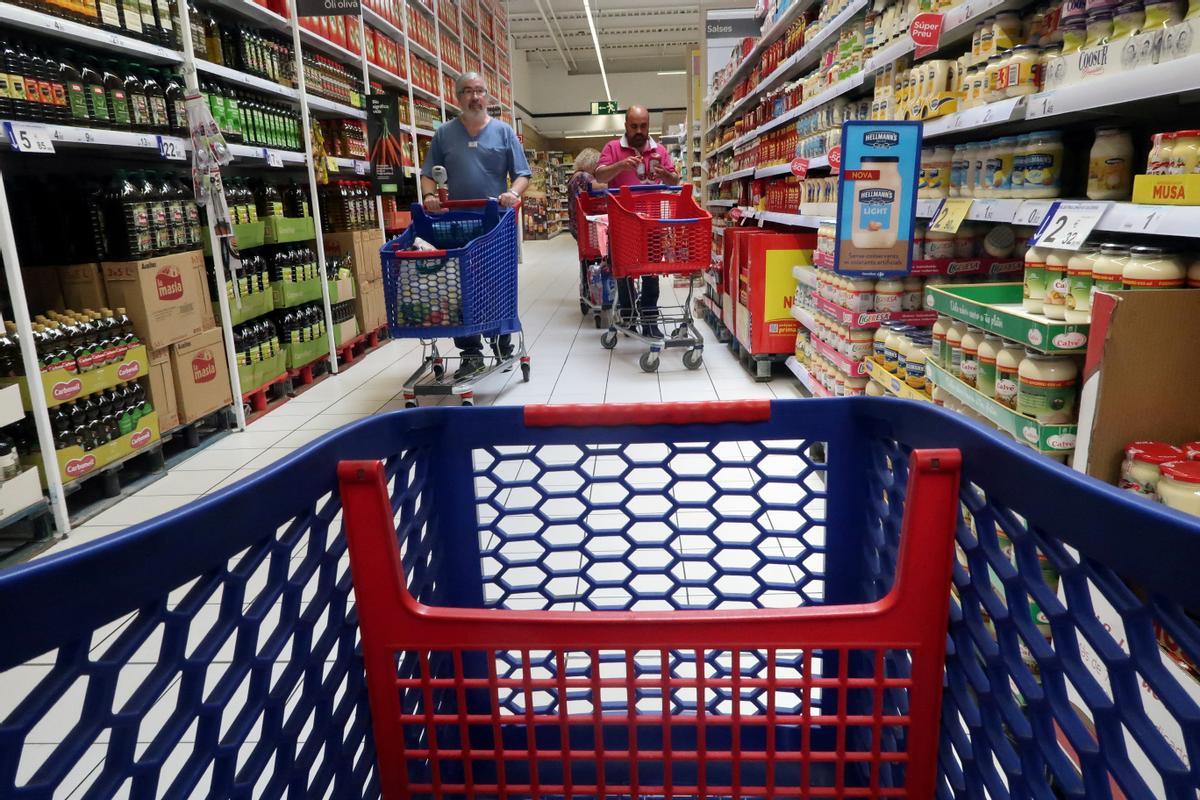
1016, 200, 1052, 226
827, 145, 841, 173
354, 160, 367, 175
972, 198, 1014, 223
1029, 201, 1110, 250
6, 123, 55, 154
1115, 203, 1163, 233
263, 148, 284, 168
927, 198, 973, 234
1029, 93, 1056, 118
157, 136, 186, 160
790, 157, 809, 179
326, 156, 340, 172
729, 207, 744, 221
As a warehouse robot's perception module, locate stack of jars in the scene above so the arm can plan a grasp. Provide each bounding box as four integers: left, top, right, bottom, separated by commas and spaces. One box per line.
871, 322, 935, 395
930, 315, 1081, 425
813, 269, 925, 313
794, 333, 871, 396
916, 222, 1033, 263
1120, 441, 1200, 516
1023, 240, 1200, 323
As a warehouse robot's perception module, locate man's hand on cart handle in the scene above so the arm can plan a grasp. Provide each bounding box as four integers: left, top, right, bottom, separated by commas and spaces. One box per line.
499, 191, 521, 208
423, 192, 444, 214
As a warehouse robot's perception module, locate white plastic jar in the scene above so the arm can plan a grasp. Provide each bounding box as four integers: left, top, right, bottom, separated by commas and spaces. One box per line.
848, 328, 875, 360
1123, 246, 1186, 289
902, 276, 924, 311
1017, 351, 1079, 423
1021, 131, 1064, 199
1158, 462, 1200, 516
865, 379, 887, 397
925, 229, 956, 260
846, 278, 876, 311
874, 277, 905, 311
1042, 248, 1072, 319
976, 334, 1004, 398
906, 341, 931, 390
1092, 243, 1129, 296
959, 327, 985, 388
1087, 127, 1134, 200
1120, 441, 1184, 496
1190, 259, 1200, 287
1005, 44, 1041, 96
873, 324, 891, 361
954, 224, 978, 259
945, 320, 969, 378
1023, 245, 1049, 313
1065, 244, 1099, 323
931, 314, 952, 366
844, 376, 869, 396
995, 344, 1024, 408
932, 384, 950, 406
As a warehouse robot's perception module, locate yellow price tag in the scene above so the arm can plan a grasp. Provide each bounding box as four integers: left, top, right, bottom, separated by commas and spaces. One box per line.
927, 198, 973, 235
326, 156, 340, 172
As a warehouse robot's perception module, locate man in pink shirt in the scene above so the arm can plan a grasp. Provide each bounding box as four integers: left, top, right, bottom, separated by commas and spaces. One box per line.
596, 106, 679, 337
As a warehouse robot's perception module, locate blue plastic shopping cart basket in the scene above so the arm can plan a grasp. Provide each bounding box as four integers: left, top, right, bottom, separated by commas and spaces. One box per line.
1, 398, 1199, 799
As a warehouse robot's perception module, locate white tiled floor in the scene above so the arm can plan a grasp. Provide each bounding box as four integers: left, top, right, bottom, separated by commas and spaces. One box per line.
48, 234, 806, 555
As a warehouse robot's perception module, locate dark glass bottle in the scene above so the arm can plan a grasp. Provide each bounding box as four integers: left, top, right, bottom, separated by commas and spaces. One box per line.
102, 60, 130, 128
124, 68, 152, 131
141, 69, 170, 133
163, 70, 187, 134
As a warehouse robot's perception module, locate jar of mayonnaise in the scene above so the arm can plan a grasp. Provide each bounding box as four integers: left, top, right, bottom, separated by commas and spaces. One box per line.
1065, 244, 1099, 323
1005, 45, 1042, 96
1158, 462, 1200, 515
1087, 127, 1134, 200
954, 224, 978, 259
984, 55, 1006, 102
931, 384, 950, 406
874, 277, 905, 311
1112, 1, 1146, 38
1022, 131, 1064, 198
931, 314, 952, 366
993, 136, 1019, 197
995, 344, 1024, 408
1170, 130, 1200, 174
865, 379, 887, 397
1042, 248, 1072, 319
844, 376, 869, 396
873, 324, 892, 361
902, 276, 924, 311
1189, 259, 1200, 287
906, 340, 931, 390
848, 328, 874, 360
960, 326, 986, 387
846, 278, 876, 311
1092, 243, 1129, 296
976, 334, 1004, 397
1120, 441, 1184, 495
925, 229, 955, 261
884, 325, 913, 374
1023, 245, 1049, 312
1123, 245, 1186, 289
1017, 351, 1079, 423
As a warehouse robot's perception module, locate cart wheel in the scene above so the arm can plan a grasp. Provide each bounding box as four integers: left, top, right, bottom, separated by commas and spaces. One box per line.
405, 400, 417, 409
593, 314, 602, 329
580, 300, 589, 315
683, 349, 704, 370
600, 330, 618, 349
521, 363, 531, 382
432, 363, 445, 379
671, 326, 686, 339
461, 398, 474, 407
639, 352, 660, 373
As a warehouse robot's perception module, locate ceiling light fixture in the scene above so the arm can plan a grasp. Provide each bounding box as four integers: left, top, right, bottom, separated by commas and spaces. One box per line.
657, 70, 686, 75
582, 0, 612, 101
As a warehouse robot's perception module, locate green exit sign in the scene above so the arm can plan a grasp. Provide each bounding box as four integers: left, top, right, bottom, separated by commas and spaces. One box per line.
591, 100, 618, 114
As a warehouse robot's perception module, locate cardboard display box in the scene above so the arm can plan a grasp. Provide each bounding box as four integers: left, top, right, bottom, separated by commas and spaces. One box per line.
58, 263, 107, 310
169, 327, 233, 424
102, 250, 208, 350
1, 344, 149, 409
27, 411, 160, 486
733, 231, 816, 356
22, 266, 65, 312
146, 346, 180, 433
354, 278, 387, 333
324, 229, 384, 282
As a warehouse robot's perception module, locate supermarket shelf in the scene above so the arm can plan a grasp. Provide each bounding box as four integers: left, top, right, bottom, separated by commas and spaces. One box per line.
440, 20, 461, 41
736, 71, 867, 146
864, 357, 929, 402
708, 0, 816, 106
814, 294, 938, 329
328, 156, 370, 174
298, 26, 363, 66
412, 126, 436, 137
362, 7, 405, 42
368, 63, 410, 91
706, 199, 738, 207
863, 0, 1023, 73
1027, 53, 1200, 122
793, 264, 818, 289
0, 1, 183, 63
811, 336, 867, 377
923, 96, 1027, 138
227, 143, 306, 164
409, 39, 440, 66
717, 167, 755, 183
411, 83, 443, 104
928, 360, 1077, 454
1, 122, 185, 156
708, 139, 737, 159
926, 283, 1090, 353
913, 197, 1200, 239
754, 210, 825, 228
758, 0, 870, 99
786, 356, 831, 397
307, 95, 367, 120
195, 60, 299, 101
205, 0, 290, 33
756, 154, 831, 178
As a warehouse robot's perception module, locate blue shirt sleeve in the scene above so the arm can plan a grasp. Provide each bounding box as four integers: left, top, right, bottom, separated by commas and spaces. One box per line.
509, 126, 532, 179
420, 128, 446, 180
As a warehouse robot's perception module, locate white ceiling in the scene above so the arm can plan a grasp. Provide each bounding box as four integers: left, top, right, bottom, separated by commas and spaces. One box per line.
504, 1, 700, 74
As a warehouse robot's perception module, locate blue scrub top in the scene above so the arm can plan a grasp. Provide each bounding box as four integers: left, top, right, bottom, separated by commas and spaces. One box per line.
420, 117, 532, 201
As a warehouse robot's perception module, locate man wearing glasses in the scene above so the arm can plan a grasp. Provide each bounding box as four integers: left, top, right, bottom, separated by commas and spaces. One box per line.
421, 71, 531, 377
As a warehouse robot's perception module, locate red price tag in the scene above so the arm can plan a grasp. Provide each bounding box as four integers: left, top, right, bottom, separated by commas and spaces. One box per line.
910, 12, 944, 57
790, 157, 809, 179
827, 146, 842, 173
730, 207, 744, 221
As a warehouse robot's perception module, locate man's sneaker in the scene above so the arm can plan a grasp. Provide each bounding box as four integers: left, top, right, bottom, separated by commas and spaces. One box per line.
642, 324, 664, 339
454, 356, 485, 380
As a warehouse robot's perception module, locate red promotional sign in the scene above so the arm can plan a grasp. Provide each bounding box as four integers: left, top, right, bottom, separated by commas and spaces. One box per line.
729, 207, 744, 221
910, 13, 944, 58
827, 145, 842, 173
790, 157, 810, 179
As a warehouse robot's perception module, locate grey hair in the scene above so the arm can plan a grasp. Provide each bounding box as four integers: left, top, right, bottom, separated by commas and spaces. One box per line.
574, 148, 601, 173
455, 71, 486, 94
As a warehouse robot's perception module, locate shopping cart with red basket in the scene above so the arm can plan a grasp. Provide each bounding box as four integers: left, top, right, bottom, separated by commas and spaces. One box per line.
381, 198, 528, 407
595, 183, 712, 373
3, 398, 1200, 799
576, 189, 615, 329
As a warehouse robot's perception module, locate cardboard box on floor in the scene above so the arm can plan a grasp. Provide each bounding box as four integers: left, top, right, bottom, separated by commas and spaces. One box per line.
324, 229, 384, 282
354, 278, 386, 333
147, 346, 180, 432
102, 250, 208, 350
58, 263, 107, 310
169, 327, 232, 424
1074, 289, 1200, 483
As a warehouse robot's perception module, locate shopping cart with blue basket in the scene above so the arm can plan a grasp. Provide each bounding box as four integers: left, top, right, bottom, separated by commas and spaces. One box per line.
595, 183, 711, 373
3, 398, 1200, 799
381, 198, 528, 407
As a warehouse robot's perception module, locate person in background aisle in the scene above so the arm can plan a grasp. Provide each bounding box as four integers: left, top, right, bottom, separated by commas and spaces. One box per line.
595, 106, 679, 338
566, 148, 603, 241
421, 71, 532, 379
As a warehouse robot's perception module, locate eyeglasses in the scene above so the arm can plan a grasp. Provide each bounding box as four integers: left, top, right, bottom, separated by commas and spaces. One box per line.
458, 88, 487, 96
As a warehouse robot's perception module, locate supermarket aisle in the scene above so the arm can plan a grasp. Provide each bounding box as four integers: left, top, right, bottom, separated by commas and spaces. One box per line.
51, 235, 803, 552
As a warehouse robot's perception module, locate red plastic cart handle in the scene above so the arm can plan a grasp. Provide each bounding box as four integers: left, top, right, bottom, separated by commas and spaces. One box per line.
525, 400, 771, 427
439, 198, 523, 209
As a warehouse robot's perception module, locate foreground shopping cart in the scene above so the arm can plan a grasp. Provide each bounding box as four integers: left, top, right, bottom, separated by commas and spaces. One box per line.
2, 399, 1200, 799
382, 199, 528, 406
598, 184, 712, 372
575, 189, 615, 329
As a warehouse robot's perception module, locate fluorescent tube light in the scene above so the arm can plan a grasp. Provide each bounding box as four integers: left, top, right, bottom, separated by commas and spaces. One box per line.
582, 0, 612, 101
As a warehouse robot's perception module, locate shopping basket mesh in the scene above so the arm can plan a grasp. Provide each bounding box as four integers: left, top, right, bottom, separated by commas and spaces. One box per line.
607, 185, 712, 279
2, 401, 1200, 799
382, 201, 521, 340
576, 192, 608, 263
